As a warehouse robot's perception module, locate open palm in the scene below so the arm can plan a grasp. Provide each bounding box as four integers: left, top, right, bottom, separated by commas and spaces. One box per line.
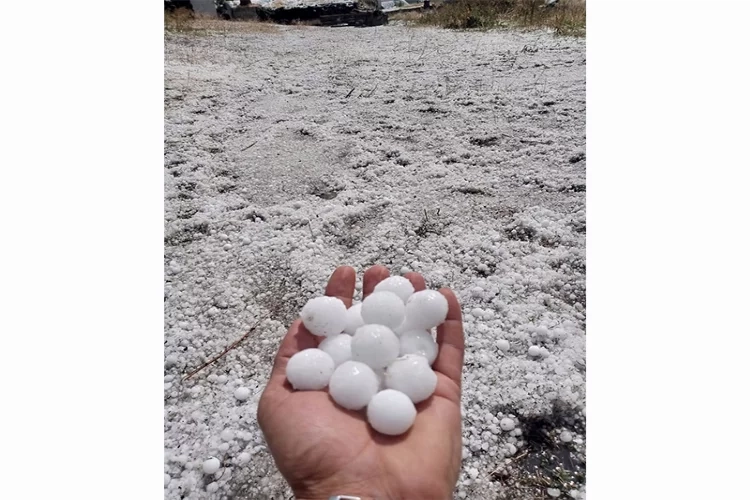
257, 265, 465, 500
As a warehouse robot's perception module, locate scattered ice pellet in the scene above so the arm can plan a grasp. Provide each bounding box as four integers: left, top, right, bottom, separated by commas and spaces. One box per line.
234, 387, 251, 401
343, 303, 365, 335
500, 418, 515, 431
164, 473, 171, 487
547, 488, 561, 498
236, 452, 251, 465
507, 443, 517, 455
286, 348, 335, 390
165, 353, 179, 368
367, 389, 417, 435
319, 334, 353, 367
496, 339, 510, 352
351, 324, 400, 369
300, 296, 347, 336
202, 457, 221, 474
468, 467, 479, 479
329, 361, 380, 410
560, 431, 573, 443
220, 429, 234, 441
207, 482, 219, 493
528, 345, 542, 357
404, 290, 449, 330
374, 276, 415, 303
399, 329, 438, 365
385, 355, 437, 403
218, 442, 230, 452
535, 326, 550, 340
361, 291, 406, 329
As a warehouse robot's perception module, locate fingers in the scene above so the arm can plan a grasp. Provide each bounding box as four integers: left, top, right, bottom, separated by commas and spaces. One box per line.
404, 271, 426, 292
433, 288, 464, 391
325, 266, 356, 308
362, 265, 390, 299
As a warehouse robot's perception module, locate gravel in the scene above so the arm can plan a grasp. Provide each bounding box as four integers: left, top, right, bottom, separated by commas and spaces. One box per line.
165, 23, 585, 499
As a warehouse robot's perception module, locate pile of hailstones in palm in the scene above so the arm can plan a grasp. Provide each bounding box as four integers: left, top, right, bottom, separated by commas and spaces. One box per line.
287, 276, 447, 436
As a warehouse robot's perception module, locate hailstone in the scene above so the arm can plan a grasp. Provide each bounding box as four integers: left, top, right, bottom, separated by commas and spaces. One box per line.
399, 329, 438, 365
351, 324, 400, 369
286, 348, 335, 390
367, 389, 417, 436
319, 334, 353, 367
361, 291, 405, 329
234, 387, 251, 401
500, 417, 516, 431
202, 457, 221, 474
385, 355, 437, 403
374, 276, 415, 303
404, 290, 449, 330
343, 303, 365, 335
329, 361, 379, 410
300, 296, 347, 336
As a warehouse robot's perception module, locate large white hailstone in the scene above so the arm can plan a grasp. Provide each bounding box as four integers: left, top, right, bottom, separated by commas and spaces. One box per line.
374, 276, 415, 303
343, 303, 365, 335
367, 389, 417, 436
318, 334, 353, 367
496, 339, 510, 352
286, 348, 335, 390
385, 355, 437, 403
560, 431, 573, 443
528, 345, 542, 357
361, 291, 405, 330
404, 290, 449, 330
329, 361, 380, 410
399, 329, 438, 365
351, 324, 400, 369
300, 296, 347, 337
202, 457, 221, 474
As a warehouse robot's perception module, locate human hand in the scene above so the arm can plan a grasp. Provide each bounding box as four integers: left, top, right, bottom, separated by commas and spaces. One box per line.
257, 265, 465, 500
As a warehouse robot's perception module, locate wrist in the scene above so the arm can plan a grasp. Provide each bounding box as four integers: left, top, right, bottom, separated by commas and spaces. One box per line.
292, 479, 387, 500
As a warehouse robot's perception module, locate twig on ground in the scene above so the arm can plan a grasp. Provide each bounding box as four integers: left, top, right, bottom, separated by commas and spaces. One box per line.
345, 87, 356, 98
241, 139, 260, 151
489, 449, 530, 477
183, 320, 260, 381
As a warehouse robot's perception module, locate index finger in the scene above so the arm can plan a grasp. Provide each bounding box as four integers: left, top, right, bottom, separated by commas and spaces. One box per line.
433, 288, 464, 391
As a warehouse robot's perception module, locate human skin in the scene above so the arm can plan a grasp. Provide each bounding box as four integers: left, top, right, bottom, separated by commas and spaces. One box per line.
257, 265, 465, 500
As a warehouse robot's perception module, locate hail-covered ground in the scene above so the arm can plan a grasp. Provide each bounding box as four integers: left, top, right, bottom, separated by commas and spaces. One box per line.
165, 22, 585, 500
